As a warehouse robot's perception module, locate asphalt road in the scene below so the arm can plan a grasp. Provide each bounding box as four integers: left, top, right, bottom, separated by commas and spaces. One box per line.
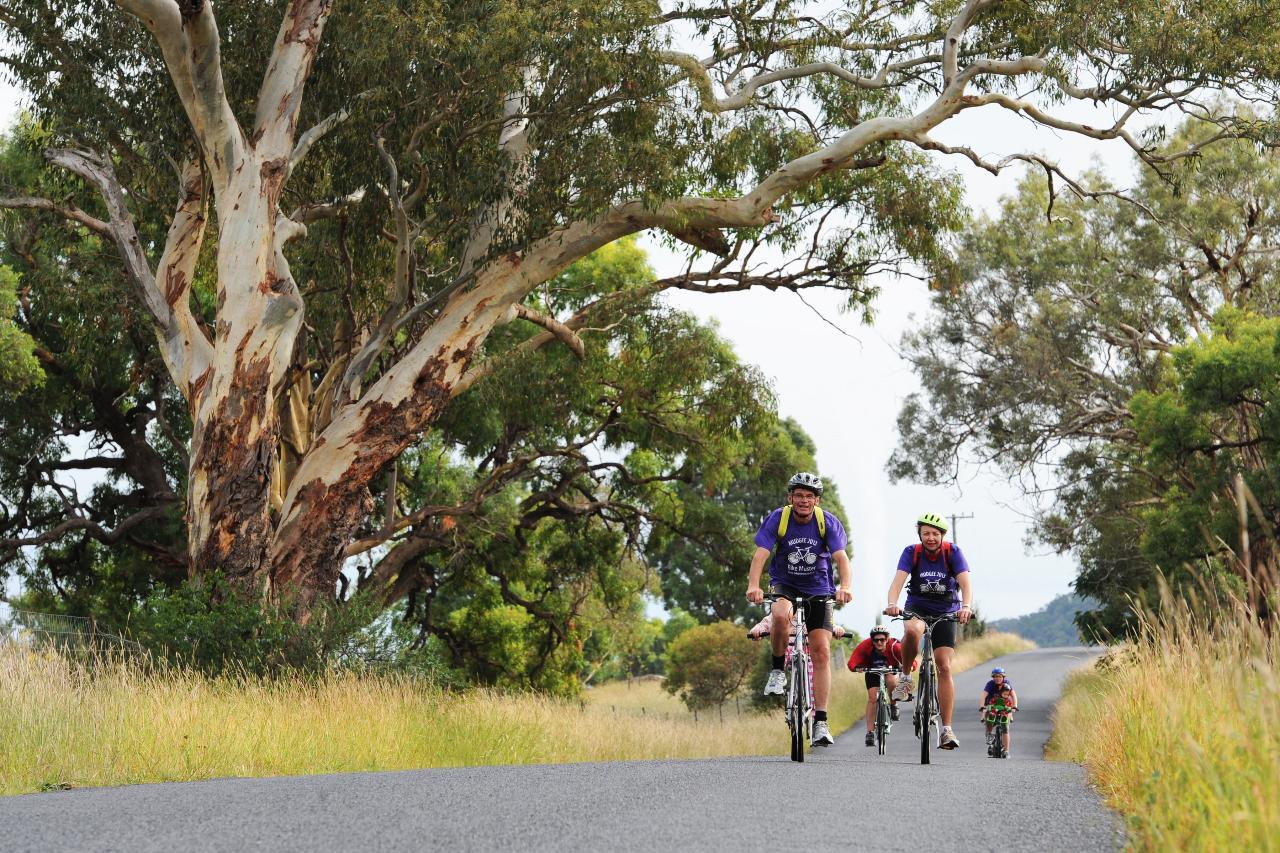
0, 647, 1121, 852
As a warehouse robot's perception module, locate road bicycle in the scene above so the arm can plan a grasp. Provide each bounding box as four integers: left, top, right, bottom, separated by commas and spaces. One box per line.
895, 610, 960, 765
852, 664, 900, 755
750, 594, 833, 762
984, 704, 1016, 759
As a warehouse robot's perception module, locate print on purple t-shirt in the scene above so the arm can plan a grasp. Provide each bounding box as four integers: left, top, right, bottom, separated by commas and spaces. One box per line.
895, 543, 970, 615
754, 508, 847, 596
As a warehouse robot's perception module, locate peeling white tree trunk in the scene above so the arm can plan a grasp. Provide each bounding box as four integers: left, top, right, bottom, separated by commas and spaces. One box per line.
186, 162, 305, 584
113, 0, 330, 587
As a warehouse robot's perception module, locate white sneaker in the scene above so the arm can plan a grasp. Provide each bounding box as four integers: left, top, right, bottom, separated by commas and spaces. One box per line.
891, 675, 914, 702
811, 721, 834, 746
940, 727, 959, 750
763, 669, 786, 695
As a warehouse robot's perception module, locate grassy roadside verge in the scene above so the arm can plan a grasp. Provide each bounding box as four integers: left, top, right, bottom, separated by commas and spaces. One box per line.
0, 629, 1031, 795
1046, 601, 1278, 848
952, 629, 1037, 672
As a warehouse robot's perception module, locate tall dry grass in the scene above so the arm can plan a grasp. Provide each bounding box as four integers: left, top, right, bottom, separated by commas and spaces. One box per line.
952, 629, 1037, 672
1047, 587, 1278, 849
0, 626, 1023, 796
0, 646, 862, 795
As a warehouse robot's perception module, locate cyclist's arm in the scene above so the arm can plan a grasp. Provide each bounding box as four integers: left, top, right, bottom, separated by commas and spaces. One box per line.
956, 571, 973, 622
833, 549, 853, 603
746, 546, 771, 603
884, 569, 908, 614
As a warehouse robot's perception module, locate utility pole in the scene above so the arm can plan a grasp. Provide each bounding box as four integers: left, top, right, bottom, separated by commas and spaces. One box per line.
949, 511, 974, 544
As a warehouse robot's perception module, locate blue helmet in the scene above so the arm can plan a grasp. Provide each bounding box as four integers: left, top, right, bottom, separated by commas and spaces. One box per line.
991, 667, 1006, 676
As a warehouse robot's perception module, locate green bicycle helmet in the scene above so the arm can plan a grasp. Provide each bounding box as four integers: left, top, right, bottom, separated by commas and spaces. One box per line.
916, 512, 948, 533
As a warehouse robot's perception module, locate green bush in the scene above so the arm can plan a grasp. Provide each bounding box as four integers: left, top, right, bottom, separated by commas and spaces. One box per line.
128, 574, 343, 676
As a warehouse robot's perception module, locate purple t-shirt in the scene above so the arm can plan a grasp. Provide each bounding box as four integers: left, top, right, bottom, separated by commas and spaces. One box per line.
895, 543, 970, 615
983, 678, 1014, 699
754, 508, 848, 596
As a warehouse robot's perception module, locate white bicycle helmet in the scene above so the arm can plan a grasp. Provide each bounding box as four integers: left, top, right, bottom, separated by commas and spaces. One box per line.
787, 471, 823, 495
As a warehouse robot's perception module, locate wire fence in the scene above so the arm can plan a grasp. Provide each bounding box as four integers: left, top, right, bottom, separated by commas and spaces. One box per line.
0, 608, 146, 658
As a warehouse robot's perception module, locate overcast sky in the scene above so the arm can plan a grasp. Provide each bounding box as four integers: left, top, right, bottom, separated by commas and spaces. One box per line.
0, 69, 1154, 628
647, 99, 1151, 631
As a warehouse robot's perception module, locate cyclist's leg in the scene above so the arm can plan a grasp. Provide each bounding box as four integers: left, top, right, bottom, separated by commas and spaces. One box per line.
769, 594, 794, 660
932, 621, 958, 727
899, 618, 924, 675
864, 677, 879, 731
894, 619, 924, 700
809, 627, 832, 711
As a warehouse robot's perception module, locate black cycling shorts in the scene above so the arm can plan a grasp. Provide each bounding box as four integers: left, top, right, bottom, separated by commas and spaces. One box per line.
864, 672, 894, 690
768, 584, 834, 633
916, 617, 957, 650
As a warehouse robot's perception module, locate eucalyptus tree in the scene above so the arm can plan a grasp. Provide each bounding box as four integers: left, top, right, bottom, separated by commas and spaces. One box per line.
889, 119, 1280, 634
1, 0, 1276, 621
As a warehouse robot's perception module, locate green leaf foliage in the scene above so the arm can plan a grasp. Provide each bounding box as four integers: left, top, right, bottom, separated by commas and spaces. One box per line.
890, 112, 1280, 636
662, 620, 758, 713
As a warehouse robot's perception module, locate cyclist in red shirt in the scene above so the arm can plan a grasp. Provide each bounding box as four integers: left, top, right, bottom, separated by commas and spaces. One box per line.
847, 624, 915, 746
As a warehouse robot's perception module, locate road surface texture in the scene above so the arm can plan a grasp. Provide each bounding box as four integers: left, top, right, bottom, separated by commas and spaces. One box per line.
0, 646, 1121, 852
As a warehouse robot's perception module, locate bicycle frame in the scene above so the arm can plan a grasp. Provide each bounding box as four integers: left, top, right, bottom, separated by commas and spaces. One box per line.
897, 610, 959, 766
855, 665, 900, 755
764, 594, 824, 763
985, 707, 1015, 758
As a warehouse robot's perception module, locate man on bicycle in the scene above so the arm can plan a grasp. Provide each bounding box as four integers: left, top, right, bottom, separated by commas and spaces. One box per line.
847, 624, 912, 746
884, 512, 973, 750
746, 472, 853, 747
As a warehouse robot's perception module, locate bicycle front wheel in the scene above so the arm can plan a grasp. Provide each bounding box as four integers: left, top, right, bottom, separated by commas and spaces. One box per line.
790, 657, 808, 762
919, 664, 934, 765
875, 699, 888, 755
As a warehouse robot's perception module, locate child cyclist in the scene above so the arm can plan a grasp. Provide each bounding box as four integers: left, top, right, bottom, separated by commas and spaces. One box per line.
982, 684, 1017, 757
979, 667, 1018, 747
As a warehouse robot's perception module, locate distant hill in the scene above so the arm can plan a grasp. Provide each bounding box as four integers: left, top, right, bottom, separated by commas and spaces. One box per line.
989, 593, 1101, 647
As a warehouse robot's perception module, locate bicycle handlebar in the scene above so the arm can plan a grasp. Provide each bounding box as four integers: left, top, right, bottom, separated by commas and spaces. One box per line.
899, 610, 962, 622
764, 593, 834, 605
747, 626, 852, 640
852, 666, 902, 674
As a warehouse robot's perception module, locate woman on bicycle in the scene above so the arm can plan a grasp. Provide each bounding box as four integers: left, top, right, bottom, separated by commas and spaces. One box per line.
846, 624, 914, 746
883, 511, 973, 750
746, 472, 853, 747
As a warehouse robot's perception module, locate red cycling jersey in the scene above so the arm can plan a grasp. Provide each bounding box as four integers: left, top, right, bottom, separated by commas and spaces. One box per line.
846, 637, 917, 672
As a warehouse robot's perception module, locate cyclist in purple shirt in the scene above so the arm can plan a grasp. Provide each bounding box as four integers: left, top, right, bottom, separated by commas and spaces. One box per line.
746, 472, 853, 747
980, 667, 1018, 747
883, 511, 973, 750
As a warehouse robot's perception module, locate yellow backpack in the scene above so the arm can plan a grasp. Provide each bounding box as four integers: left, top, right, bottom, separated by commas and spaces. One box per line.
775, 505, 830, 550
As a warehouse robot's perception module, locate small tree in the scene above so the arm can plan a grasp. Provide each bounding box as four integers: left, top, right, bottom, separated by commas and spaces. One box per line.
663, 621, 756, 720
